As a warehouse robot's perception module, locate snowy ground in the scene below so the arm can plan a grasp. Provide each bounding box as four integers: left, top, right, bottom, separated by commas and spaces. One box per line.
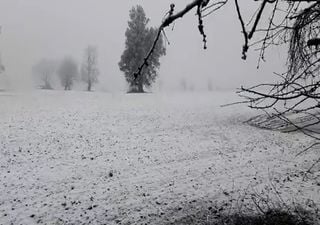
0, 90, 319, 225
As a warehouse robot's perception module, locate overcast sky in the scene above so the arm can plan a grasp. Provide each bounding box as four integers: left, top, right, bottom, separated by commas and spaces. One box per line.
0, 0, 287, 91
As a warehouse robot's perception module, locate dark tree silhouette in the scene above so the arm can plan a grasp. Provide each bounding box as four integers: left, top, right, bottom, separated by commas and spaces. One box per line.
119, 5, 166, 93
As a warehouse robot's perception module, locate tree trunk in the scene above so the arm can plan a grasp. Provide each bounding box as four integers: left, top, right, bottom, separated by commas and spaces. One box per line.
137, 80, 144, 93
87, 81, 92, 92
44, 80, 52, 89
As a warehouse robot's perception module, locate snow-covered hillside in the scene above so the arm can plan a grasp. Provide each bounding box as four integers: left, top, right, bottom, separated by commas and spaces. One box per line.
0, 91, 318, 224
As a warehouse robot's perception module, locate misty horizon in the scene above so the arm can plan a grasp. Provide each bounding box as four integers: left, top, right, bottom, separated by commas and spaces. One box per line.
0, 0, 287, 92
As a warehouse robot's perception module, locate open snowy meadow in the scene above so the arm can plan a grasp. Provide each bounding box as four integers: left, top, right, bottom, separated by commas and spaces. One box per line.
0, 90, 319, 224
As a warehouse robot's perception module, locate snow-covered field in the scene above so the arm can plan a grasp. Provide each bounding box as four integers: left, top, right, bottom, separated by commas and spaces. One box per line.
0, 90, 319, 224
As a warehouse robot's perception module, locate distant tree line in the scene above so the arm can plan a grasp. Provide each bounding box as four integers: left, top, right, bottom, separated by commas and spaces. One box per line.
33, 45, 99, 91
3, 4, 219, 93
32, 5, 167, 93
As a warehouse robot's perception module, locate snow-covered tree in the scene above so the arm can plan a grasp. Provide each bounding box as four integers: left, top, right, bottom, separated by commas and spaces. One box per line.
81, 46, 99, 91
58, 57, 78, 90
119, 5, 166, 93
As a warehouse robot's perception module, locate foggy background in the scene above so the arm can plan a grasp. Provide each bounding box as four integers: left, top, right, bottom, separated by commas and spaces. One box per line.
0, 0, 287, 91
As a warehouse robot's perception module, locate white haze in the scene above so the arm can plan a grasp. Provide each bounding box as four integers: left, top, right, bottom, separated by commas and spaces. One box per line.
0, 0, 287, 91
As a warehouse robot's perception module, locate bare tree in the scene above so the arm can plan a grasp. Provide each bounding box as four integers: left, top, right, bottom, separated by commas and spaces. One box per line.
58, 57, 78, 91
32, 58, 56, 89
81, 46, 99, 91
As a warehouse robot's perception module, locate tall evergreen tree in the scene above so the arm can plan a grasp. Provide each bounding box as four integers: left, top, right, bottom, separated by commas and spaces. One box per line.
119, 5, 166, 93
